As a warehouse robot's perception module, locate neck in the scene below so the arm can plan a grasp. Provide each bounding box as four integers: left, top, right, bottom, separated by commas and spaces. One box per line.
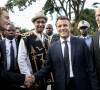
82, 34, 87, 37
48, 33, 53, 36
35, 29, 42, 34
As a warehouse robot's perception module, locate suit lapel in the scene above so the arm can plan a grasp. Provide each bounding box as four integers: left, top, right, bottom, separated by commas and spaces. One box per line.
56, 38, 75, 64
97, 31, 100, 52
44, 34, 50, 49
1, 39, 7, 69
51, 35, 55, 43
70, 36, 75, 64
56, 40, 63, 62
15, 39, 18, 53
95, 31, 99, 49
14, 39, 19, 69
97, 32, 100, 49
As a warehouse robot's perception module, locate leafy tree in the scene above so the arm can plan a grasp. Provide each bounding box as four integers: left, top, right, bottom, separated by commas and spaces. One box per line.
15, 26, 29, 33
43, 0, 86, 35
5, 0, 86, 35
20, 28, 29, 33
5, 0, 36, 12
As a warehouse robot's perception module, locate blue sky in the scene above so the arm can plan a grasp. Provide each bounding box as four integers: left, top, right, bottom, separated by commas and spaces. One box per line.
0, 0, 100, 34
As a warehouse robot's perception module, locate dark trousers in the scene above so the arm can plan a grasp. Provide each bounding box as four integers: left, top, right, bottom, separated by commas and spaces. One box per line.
66, 78, 77, 90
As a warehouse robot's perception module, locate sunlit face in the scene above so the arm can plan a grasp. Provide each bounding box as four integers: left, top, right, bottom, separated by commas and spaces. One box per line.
95, 8, 100, 29
34, 18, 46, 34
56, 19, 71, 40
0, 11, 11, 30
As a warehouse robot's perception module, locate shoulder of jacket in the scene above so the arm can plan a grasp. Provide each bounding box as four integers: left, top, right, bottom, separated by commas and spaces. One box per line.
21, 31, 34, 39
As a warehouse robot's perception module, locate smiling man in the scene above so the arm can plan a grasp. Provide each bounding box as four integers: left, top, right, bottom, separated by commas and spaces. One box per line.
33, 16, 100, 90
18, 11, 52, 90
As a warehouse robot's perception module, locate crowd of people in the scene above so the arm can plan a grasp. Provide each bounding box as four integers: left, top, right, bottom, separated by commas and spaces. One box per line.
0, 5, 100, 90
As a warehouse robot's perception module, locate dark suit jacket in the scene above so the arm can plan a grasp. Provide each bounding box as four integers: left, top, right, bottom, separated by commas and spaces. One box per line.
0, 38, 25, 89
34, 36, 100, 90
90, 31, 100, 80
0, 69, 25, 89
0, 38, 19, 71
50, 35, 59, 44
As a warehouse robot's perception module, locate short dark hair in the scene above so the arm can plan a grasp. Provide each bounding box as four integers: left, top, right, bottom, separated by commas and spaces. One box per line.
55, 16, 71, 27
46, 24, 53, 28
7, 24, 16, 30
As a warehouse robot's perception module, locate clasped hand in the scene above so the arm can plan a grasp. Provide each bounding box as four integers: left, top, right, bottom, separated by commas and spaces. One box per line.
24, 74, 35, 88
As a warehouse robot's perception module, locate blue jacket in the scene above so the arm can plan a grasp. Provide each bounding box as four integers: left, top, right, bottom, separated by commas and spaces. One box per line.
34, 36, 100, 90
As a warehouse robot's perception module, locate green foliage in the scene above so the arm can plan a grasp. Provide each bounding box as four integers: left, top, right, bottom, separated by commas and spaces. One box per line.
5, 0, 36, 12
54, 33, 60, 37
42, 0, 62, 16
15, 26, 29, 33
21, 28, 29, 33
5, 0, 87, 35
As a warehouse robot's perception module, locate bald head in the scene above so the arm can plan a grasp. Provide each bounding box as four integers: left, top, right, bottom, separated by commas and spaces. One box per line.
5, 24, 16, 40
46, 24, 53, 36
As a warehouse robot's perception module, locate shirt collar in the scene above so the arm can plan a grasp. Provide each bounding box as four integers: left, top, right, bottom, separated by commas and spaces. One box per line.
60, 35, 70, 44
49, 34, 53, 40
33, 30, 44, 38
5, 38, 15, 43
80, 34, 90, 39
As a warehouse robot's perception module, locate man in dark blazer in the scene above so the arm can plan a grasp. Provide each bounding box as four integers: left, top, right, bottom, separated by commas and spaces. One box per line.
0, 6, 34, 90
0, 24, 32, 90
90, 7, 100, 82
46, 24, 59, 44
33, 16, 100, 90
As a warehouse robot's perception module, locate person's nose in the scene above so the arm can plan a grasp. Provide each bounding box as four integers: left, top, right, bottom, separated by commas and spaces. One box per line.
61, 26, 65, 30
7, 19, 11, 25
96, 16, 99, 22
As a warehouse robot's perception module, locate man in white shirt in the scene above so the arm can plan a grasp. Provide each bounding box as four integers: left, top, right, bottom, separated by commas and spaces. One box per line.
18, 12, 52, 90
0, 6, 33, 90
33, 16, 100, 90
0, 24, 33, 90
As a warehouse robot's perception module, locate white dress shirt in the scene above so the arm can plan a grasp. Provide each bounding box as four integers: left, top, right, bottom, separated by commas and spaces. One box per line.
18, 31, 45, 75
60, 36, 74, 78
5, 38, 17, 70
49, 34, 53, 42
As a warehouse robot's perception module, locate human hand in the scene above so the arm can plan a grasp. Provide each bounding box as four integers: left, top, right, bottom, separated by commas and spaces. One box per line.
24, 74, 35, 88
